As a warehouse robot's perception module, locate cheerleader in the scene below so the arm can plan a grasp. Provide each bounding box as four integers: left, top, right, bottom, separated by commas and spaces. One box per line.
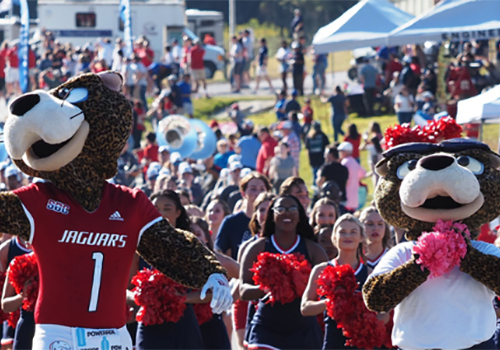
359, 206, 391, 269
301, 214, 368, 350
310, 198, 339, 228
234, 193, 275, 349
315, 226, 337, 260
0, 237, 32, 350
134, 190, 204, 350
240, 195, 327, 350
2, 255, 35, 350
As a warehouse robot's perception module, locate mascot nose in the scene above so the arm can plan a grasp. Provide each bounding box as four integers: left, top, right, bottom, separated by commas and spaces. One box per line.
419, 154, 455, 171
9, 94, 41, 116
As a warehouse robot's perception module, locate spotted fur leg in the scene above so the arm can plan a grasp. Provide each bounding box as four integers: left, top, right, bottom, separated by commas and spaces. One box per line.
137, 219, 227, 289
0, 192, 30, 241
362, 257, 430, 313
460, 247, 500, 295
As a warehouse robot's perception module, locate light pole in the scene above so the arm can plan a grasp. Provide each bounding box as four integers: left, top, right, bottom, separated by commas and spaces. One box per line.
229, 0, 235, 36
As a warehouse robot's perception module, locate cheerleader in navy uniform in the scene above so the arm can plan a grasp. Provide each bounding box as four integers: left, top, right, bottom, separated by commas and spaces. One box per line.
0, 237, 32, 349
240, 195, 328, 350
234, 193, 275, 349
360, 206, 391, 269
301, 214, 370, 350
134, 190, 204, 350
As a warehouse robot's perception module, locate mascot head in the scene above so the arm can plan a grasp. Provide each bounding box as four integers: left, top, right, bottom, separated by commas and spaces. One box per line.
4, 72, 132, 209
375, 139, 500, 240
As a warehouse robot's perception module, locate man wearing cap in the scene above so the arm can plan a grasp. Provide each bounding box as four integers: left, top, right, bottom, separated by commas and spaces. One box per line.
279, 121, 300, 169
290, 41, 304, 96
338, 142, 366, 212
305, 121, 329, 184
229, 103, 245, 132
114, 142, 140, 187
236, 123, 260, 170
256, 127, 278, 175
274, 90, 287, 121
285, 90, 301, 114
5, 165, 21, 191
317, 145, 349, 202
178, 162, 203, 205
188, 40, 208, 97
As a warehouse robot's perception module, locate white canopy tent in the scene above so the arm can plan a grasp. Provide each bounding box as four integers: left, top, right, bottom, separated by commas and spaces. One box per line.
456, 85, 500, 124
312, 0, 414, 54
388, 0, 500, 46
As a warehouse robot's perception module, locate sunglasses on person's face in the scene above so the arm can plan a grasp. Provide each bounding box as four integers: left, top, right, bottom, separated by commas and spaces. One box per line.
272, 206, 299, 215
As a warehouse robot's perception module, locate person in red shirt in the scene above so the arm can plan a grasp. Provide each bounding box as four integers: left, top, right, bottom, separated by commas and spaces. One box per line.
204, 34, 216, 46
135, 40, 154, 68
344, 123, 361, 161
301, 98, 314, 125
256, 127, 278, 175
5, 44, 20, 97
188, 40, 208, 97
385, 53, 402, 87
144, 130, 159, 159
28, 48, 37, 91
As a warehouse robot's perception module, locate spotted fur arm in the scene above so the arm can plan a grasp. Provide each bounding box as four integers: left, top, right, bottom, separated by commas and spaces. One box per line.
460, 247, 500, 295
362, 257, 430, 313
0, 193, 30, 241
137, 219, 227, 289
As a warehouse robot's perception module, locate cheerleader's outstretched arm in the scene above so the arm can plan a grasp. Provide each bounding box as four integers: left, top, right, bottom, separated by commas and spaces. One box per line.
362, 256, 429, 313
137, 219, 227, 290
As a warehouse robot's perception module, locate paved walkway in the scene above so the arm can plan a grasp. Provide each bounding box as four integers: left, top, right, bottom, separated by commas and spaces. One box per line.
207, 70, 351, 98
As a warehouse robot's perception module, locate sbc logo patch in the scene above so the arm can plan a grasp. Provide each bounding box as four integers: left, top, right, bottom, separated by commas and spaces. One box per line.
47, 199, 70, 215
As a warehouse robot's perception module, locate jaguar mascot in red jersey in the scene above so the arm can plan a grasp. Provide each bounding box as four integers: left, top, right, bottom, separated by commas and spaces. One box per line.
1, 71, 231, 349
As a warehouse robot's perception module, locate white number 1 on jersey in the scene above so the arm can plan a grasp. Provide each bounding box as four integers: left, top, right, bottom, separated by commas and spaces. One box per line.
89, 252, 104, 312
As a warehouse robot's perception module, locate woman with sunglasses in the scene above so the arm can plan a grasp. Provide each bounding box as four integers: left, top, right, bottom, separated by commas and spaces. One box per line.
239, 195, 328, 350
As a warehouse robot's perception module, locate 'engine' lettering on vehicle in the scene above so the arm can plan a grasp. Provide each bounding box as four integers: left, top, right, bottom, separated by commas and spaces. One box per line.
58, 230, 127, 248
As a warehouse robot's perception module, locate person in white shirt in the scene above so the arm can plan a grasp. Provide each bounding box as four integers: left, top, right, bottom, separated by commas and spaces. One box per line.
337, 142, 366, 212
111, 38, 125, 71
276, 40, 291, 93
394, 85, 414, 125
96, 38, 114, 68
163, 45, 174, 66
171, 39, 182, 74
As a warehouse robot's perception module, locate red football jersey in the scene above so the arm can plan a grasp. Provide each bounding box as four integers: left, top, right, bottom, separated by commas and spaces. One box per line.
14, 182, 162, 328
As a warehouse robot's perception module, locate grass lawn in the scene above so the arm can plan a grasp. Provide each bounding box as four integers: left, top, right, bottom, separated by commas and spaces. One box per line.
247, 96, 500, 205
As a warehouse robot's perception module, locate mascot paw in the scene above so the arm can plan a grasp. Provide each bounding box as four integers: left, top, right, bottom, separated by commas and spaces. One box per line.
412, 220, 469, 278
200, 273, 233, 314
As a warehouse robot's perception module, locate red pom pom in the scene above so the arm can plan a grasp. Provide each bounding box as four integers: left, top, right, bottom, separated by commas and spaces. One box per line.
8, 309, 19, 328
8, 253, 39, 312
132, 268, 187, 326
385, 117, 463, 149
316, 264, 393, 349
193, 303, 213, 325
251, 252, 312, 305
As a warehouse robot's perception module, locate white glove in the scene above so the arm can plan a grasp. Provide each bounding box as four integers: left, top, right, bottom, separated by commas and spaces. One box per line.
200, 273, 233, 314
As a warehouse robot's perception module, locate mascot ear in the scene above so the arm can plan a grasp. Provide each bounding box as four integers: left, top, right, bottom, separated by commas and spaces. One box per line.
489, 152, 500, 169
375, 158, 389, 178
98, 71, 123, 92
